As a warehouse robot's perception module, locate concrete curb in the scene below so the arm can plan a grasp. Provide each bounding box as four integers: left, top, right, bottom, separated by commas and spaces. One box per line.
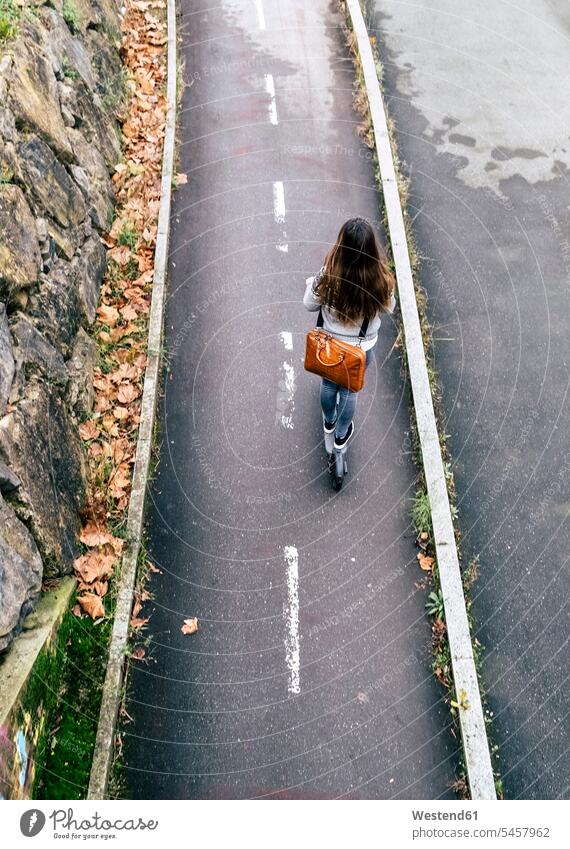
87, 0, 177, 800
344, 0, 496, 800
0, 578, 76, 729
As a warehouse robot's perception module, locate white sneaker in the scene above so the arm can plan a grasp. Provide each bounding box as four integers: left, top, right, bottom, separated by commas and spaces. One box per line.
334, 421, 354, 452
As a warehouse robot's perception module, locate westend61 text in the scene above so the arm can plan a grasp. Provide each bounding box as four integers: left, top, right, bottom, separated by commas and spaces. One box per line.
411, 810, 479, 821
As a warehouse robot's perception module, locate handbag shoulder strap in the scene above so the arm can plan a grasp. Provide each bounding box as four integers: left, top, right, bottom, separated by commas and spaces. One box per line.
317, 308, 369, 337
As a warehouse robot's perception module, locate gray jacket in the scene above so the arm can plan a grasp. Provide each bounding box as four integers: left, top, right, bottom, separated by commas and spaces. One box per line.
303, 267, 396, 351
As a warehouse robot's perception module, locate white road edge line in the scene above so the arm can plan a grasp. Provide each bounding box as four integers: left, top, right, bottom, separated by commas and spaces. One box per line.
344, 0, 496, 800
284, 546, 301, 694
87, 0, 177, 800
264, 73, 278, 124
255, 0, 266, 31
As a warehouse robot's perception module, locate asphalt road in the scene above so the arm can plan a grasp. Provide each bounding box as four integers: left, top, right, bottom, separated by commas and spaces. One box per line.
367, 0, 570, 799
119, 0, 458, 799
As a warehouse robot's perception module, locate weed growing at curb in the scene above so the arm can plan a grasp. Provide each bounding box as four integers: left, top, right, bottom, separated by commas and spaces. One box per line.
338, 0, 502, 798
410, 489, 433, 537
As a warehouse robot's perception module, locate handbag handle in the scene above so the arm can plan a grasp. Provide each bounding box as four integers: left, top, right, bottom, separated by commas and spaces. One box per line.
316, 345, 344, 367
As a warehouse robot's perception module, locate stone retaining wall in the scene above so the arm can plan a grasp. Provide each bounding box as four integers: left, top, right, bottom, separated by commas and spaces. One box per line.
0, 0, 122, 652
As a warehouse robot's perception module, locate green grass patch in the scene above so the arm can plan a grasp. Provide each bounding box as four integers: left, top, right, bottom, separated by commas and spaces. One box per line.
0, 0, 22, 41
32, 592, 115, 799
62, 0, 80, 34
116, 220, 139, 251
410, 488, 433, 536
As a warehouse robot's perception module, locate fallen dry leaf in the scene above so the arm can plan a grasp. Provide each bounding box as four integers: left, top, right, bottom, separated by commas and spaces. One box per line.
131, 645, 146, 660
417, 553, 434, 572
120, 304, 139, 322
79, 420, 100, 441
77, 593, 105, 620
181, 617, 198, 635
114, 406, 130, 421
174, 172, 187, 185
80, 522, 115, 548
73, 553, 101, 584
97, 304, 120, 326
432, 617, 446, 637
117, 383, 140, 405
74, 550, 116, 583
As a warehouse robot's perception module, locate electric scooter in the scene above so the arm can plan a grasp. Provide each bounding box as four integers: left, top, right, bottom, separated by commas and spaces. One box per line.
324, 419, 349, 491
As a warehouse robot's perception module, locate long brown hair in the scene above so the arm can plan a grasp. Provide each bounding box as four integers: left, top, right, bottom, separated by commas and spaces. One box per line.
315, 217, 394, 323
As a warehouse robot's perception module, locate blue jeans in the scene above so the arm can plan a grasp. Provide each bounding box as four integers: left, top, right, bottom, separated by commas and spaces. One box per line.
320, 347, 374, 439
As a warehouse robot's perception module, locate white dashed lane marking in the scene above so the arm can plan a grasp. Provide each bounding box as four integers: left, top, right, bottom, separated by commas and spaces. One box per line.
276, 333, 295, 430
254, 0, 266, 30
283, 545, 300, 695
272, 180, 288, 252
272, 180, 285, 223
264, 73, 278, 125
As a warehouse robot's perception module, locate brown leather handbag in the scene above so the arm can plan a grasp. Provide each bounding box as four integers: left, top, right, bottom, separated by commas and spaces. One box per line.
304, 308, 369, 392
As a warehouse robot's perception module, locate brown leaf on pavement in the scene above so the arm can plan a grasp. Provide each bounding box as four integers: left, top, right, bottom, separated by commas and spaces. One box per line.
417, 553, 434, 571
432, 617, 446, 637
181, 617, 198, 635
416, 531, 429, 551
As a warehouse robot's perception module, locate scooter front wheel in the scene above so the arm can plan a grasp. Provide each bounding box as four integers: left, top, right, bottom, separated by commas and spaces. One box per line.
332, 450, 346, 490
